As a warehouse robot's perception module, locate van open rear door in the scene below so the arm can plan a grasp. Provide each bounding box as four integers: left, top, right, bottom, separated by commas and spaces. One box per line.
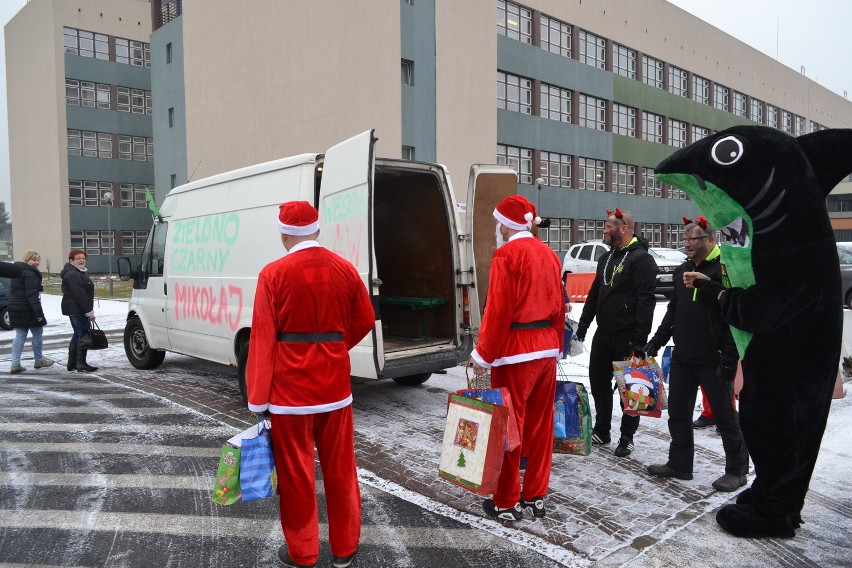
465, 165, 518, 321
318, 130, 384, 379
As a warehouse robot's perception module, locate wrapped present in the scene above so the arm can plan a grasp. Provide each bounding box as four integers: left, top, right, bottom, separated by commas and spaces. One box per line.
456, 387, 520, 452
438, 393, 509, 495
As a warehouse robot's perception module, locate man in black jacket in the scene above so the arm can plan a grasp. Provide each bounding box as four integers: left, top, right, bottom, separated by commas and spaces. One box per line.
643, 217, 749, 491
575, 209, 657, 457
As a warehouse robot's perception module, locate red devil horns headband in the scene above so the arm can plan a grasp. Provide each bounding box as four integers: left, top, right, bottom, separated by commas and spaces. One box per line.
682, 215, 708, 229
606, 208, 624, 219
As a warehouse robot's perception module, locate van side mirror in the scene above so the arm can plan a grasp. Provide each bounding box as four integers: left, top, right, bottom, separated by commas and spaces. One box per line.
117, 257, 132, 281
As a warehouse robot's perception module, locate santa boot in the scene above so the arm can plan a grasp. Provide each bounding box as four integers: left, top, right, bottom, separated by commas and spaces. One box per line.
66, 341, 77, 371
76, 346, 98, 373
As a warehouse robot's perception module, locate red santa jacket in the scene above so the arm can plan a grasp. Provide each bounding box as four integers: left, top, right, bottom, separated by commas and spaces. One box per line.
246, 241, 375, 414
471, 233, 565, 368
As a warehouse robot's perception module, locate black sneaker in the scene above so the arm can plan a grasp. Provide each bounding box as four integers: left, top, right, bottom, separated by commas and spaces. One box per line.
521, 496, 546, 518
614, 437, 634, 457
277, 545, 316, 568
693, 416, 715, 428
332, 547, 358, 568
591, 431, 611, 446
482, 499, 523, 521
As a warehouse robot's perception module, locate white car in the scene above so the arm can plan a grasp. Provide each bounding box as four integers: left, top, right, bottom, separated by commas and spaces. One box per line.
651, 247, 687, 263
562, 240, 680, 297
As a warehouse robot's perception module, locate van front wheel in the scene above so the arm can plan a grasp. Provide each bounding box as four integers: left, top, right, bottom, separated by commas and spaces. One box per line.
124, 316, 165, 370
392, 372, 431, 386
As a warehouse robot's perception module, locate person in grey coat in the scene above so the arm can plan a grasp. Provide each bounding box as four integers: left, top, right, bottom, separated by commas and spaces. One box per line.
8, 249, 53, 373
60, 248, 98, 372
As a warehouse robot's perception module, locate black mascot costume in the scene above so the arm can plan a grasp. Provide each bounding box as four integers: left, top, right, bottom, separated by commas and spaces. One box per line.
655, 125, 852, 538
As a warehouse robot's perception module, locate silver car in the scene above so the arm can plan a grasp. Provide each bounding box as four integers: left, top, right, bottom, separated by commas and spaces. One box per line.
838, 243, 852, 309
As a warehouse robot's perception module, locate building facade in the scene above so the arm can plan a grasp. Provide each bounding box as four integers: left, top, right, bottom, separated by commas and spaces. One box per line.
5, 0, 154, 273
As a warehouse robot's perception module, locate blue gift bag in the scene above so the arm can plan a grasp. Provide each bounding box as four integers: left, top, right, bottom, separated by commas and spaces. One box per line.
662, 345, 673, 384
239, 422, 278, 502
553, 381, 580, 439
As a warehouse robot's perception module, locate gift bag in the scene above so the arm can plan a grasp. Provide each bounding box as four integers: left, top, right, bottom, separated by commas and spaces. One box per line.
456, 388, 520, 452
239, 421, 279, 502
553, 380, 592, 456
561, 318, 576, 360
438, 393, 509, 495
465, 357, 491, 390
211, 443, 242, 505
614, 364, 664, 418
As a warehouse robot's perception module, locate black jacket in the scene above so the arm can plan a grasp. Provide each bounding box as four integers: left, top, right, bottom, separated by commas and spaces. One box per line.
9, 262, 45, 328
649, 248, 737, 367
61, 263, 94, 316
578, 237, 658, 345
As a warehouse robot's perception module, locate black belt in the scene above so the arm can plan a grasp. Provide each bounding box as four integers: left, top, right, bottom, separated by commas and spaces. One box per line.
276, 332, 344, 343
509, 320, 550, 330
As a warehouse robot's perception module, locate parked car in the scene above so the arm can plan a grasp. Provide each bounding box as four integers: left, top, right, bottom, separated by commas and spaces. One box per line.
561, 240, 680, 297
838, 243, 852, 309
0, 277, 11, 330
651, 247, 687, 263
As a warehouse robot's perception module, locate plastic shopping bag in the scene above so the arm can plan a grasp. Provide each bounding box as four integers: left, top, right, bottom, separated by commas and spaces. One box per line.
211, 443, 242, 505
239, 421, 278, 502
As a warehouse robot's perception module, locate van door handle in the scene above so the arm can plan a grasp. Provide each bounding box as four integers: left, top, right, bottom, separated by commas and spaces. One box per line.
371, 278, 383, 287
164, 282, 167, 295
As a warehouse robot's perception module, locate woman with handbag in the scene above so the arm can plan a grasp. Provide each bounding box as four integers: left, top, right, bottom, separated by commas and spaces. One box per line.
60, 248, 98, 372
8, 249, 53, 373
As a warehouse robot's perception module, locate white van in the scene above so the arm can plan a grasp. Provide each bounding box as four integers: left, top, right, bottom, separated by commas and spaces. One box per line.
117, 130, 518, 399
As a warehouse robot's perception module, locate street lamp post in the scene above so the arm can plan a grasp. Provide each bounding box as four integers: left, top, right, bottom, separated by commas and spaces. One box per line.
103, 191, 114, 296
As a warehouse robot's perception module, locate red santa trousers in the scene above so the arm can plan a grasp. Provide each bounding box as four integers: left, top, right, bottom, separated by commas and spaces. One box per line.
270, 407, 360, 565
490, 357, 556, 508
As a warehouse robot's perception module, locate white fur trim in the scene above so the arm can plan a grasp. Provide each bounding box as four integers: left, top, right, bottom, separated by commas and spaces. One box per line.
493, 208, 531, 231
265, 394, 352, 415
278, 219, 319, 235
534, 216, 542, 225
489, 349, 560, 367
524, 212, 534, 222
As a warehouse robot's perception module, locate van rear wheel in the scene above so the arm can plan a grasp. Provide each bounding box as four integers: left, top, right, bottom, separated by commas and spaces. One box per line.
124, 316, 165, 370
236, 343, 249, 405
393, 372, 431, 386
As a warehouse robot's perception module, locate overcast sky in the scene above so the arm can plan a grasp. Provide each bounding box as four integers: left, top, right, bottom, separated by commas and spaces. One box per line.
1, 0, 850, 218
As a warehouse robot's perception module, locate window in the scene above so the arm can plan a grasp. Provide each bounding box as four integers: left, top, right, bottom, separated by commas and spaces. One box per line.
691, 125, 710, 143
642, 111, 663, 143
97, 132, 112, 158
119, 135, 132, 160
115, 37, 150, 67
612, 44, 636, 79
540, 218, 572, 252
782, 110, 793, 133
497, 1, 532, 44
540, 151, 572, 188
578, 31, 606, 69
497, 71, 532, 114
750, 98, 764, 123
168, 107, 175, 128
67, 130, 81, 155
71, 230, 107, 255
767, 105, 779, 129
539, 83, 571, 122
540, 15, 571, 58
63, 28, 108, 60
578, 94, 606, 130
642, 55, 664, 89
401, 146, 415, 160
82, 131, 97, 157
170, 174, 177, 189
641, 167, 662, 198
577, 157, 606, 191
69, 180, 113, 207
668, 66, 688, 97
120, 183, 150, 208
641, 223, 662, 247
612, 103, 636, 137
668, 119, 687, 148
667, 186, 686, 200
667, 224, 685, 248
122, 230, 149, 256
811, 121, 825, 133
692, 75, 710, 105
166, 42, 172, 64
401, 60, 414, 86
732, 91, 747, 117
714, 84, 729, 112
577, 219, 604, 242
611, 163, 636, 194
65, 79, 80, 106
65, 79, 109, 108
795, 115, 805, 136
496, 144, 533, 184
116, 87, 152, 114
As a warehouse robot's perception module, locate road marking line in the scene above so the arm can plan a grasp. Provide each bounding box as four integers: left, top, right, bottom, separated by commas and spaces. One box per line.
0, 423, 235, 436
2, 442, 219, 457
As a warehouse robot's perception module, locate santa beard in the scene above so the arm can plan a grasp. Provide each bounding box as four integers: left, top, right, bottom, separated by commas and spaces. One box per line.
495, 222, 507, 248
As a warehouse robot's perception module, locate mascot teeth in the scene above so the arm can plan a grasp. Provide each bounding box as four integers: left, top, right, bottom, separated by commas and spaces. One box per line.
721, 217, 750, 248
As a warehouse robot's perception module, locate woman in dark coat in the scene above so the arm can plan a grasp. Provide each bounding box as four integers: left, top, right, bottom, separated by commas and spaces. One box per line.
61, 248, 98, 372
9, 249, 53, 373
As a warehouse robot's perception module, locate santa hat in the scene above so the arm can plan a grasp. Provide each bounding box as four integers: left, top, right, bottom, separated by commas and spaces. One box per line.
493, 195, 541, 231
277, 201, 320, 236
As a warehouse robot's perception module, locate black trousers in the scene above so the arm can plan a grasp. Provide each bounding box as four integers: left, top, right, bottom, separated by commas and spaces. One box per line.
666, 359, 749, 476
588, 333, 639, 442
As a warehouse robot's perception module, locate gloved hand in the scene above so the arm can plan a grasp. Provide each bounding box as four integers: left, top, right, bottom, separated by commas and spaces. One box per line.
629, 341, 645, 359
717, 363, 737, 383
643, 340, 659, 358
575, 326, 587, 343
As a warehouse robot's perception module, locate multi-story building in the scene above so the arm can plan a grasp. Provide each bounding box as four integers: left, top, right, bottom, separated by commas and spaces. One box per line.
5, 0, 154, 273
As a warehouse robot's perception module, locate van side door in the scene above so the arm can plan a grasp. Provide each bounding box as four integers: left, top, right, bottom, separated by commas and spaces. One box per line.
464, 165, 519, 323
317, 129, 383, 379
134, 221, 170, 349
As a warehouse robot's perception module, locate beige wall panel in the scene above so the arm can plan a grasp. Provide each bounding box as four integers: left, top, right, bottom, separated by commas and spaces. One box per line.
182, 0, 401, 179
56, 0, 152, 42
434, 0, 497, 193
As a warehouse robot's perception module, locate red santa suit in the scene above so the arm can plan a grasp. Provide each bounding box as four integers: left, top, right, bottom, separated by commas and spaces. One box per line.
471, 198, 565, 512
247, 202, 374, 567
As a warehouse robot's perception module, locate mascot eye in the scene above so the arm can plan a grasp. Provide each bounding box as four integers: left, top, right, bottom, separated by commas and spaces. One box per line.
711, 136, 744, 166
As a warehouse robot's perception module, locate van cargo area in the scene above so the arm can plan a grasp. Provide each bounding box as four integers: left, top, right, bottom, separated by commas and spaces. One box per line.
373, 166, 456, 354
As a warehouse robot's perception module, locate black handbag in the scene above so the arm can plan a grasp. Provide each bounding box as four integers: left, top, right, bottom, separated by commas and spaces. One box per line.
88, 322, 108, 350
